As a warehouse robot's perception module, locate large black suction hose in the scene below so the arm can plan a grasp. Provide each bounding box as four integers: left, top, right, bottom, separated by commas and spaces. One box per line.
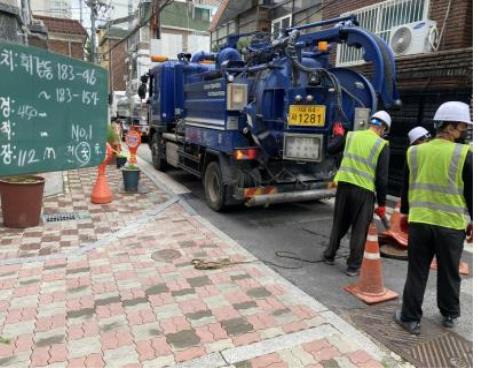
284, 31, 348, 123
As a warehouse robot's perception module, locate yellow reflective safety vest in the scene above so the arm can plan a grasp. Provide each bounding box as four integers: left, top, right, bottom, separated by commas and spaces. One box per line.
407, 138, 469, 230
334, 129, 388, 192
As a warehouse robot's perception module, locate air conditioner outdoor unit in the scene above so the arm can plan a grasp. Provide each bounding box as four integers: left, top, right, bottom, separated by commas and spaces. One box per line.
390, 20, 438, 56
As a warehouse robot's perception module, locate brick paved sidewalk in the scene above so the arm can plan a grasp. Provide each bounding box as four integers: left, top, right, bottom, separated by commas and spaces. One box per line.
0, 166, 169, 261
0, 166, 401, 368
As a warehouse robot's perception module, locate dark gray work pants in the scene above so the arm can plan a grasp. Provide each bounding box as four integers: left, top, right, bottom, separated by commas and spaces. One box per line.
323, 182, 375, 270
401, 223, 465, 322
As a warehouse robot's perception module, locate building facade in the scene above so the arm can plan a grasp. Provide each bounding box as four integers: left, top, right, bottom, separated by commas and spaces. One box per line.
124, 0, 214, 101
98, 27, 129, 91
209, 0, 323, 50
322, 0, 472, 194
31, 0, 72, 19
34, 15, 87, 59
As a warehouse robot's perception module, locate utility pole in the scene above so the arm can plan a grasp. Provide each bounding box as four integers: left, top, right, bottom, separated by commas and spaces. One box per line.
80, 0, 83, 25
87, 0, 97, 63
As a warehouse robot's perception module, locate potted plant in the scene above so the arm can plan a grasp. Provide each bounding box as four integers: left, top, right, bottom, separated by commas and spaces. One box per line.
107, 123, 122, 165
0, 175, 45, 228
116, 151, 127, 169
121, 163, 141, 192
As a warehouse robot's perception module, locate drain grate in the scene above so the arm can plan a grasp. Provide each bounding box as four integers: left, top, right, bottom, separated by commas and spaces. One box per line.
347, 302, 473, 368
43, 212, 90, 223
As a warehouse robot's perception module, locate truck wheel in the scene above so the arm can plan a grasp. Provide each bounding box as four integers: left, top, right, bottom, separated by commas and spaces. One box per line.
151, 135, 168, 171
204, 161, 225, 211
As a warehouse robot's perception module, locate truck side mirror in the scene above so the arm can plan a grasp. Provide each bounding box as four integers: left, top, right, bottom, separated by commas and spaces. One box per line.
138, 84, 146, 99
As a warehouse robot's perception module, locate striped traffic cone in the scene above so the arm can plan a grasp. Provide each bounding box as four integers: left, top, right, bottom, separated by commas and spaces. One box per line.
345, 217, 399, 304
91, 144, 113, 204
381, 201, 408, 247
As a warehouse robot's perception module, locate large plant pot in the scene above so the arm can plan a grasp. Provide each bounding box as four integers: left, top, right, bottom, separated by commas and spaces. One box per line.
116, 156, 127, 169
0, 175, 45, 228
122, 168, 140, 193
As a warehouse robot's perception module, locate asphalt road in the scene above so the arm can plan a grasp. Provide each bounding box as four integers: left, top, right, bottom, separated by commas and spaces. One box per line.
137, 144, 473, 343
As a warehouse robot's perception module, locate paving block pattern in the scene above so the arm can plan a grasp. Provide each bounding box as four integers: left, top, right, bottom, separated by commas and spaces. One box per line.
0, 166, 388, 367
0, 166, 168, 260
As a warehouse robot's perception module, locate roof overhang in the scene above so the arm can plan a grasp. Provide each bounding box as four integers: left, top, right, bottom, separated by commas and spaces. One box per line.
209, 0, 252, 32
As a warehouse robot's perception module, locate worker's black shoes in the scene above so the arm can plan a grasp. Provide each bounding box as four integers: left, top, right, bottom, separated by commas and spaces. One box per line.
393, 310, 421, 335
345, 267, 359, 277
442, 315, 456, 328
322, 256, 335, 265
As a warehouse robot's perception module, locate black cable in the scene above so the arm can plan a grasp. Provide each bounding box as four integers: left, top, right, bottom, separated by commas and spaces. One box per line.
274, 250, 348, 264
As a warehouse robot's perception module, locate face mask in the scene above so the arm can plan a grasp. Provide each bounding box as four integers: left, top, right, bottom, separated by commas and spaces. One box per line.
455, 126, 468, 144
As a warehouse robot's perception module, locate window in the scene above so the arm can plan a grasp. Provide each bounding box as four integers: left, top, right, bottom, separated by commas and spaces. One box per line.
336, 0, 430, 66
194, 7, 210, 22
271, 14, 291, 39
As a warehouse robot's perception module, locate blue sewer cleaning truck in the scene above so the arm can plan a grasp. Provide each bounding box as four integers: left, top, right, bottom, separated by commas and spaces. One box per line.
139, 16, 401, 211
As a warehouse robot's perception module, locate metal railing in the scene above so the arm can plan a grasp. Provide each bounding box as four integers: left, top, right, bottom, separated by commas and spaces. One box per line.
336, 0, 430, 66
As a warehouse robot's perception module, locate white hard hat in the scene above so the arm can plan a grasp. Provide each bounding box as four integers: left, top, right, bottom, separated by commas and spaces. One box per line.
433, 101, 472, 125
371, 110, 392, 129
408, 126, 430, 144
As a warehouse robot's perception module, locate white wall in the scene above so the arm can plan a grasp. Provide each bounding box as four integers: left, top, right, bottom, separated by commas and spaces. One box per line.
31, 0, 72, 18
187, 33, 210, 53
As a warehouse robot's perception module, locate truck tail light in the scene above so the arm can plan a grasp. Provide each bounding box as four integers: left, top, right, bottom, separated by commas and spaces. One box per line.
233, 148, 259, 160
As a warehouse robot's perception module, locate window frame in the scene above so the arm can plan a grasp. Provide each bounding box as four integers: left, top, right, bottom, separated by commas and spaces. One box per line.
271, 14, 292, 39
336, 0, 431, 67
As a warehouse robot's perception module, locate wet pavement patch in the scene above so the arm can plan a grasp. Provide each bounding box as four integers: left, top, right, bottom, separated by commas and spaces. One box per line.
0, 356, 15, 367
66, 267, 90, 274
179, 241, 195, 248
186, 310, 213, 320
66, 308, 95, 319
68, 286, 89, 293
172, 288, 195, 297
233, 301, 258, 310
272, 308, 291, 316
145, 283, 169, 296
166, 329, 200, 349
246, 287, 271, 299
235, 361, 252, 368
322, 360, 340, 368
149, 329, 161, 336
175, 262, 192, 268
193, 251, 208, 258
101, 321, 124, 332
19, 278, 40, 285
348, 302, 473, 368
95, 296, 121, 307
36, 334, 64, 347
186, 276, 211, 288
122, 297, 148, 307
221, 317, 253, 336
151, 249, 182, 262
231, 274, 252, 281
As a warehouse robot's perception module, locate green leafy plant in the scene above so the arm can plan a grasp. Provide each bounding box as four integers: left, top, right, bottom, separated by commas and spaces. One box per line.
106, 123, 120, 146
122, 162, 140, 171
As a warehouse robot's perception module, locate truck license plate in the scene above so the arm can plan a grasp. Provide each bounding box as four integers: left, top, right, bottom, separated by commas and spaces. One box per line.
288, 105, 326, 127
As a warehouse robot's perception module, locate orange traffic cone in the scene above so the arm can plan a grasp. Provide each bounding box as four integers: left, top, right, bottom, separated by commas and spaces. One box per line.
91, 144, 113, 204
381, 201, 408, 247
430, 257, 469, 276
345, 218, 399, 304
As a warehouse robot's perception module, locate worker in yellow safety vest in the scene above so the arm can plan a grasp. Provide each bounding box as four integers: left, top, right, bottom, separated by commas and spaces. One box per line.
394, 101, 473, 335
408, 126, 431, 146
323, 111, 391, 277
